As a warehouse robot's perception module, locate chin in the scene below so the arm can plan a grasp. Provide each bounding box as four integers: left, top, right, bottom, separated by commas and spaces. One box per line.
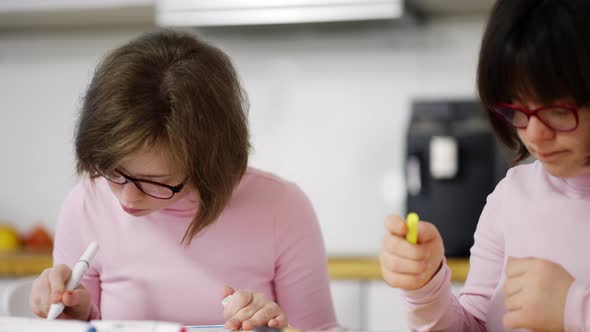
135, 211, 153, 217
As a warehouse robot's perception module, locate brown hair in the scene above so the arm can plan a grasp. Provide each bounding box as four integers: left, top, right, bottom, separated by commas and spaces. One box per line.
75, 30, 250, 244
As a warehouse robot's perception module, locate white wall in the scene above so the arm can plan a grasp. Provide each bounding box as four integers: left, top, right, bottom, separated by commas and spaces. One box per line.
0, 27, 151, 233
0, 16, 485, 255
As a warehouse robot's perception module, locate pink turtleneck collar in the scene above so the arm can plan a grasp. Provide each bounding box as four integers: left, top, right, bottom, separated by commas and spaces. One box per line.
543, 162, 590, 198
158, 190, 199, 218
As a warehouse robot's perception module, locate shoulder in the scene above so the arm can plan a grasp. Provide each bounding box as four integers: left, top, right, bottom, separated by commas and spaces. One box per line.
504, 160, 543, 181
62, 176, 112, 208
61, 177, 93, 211
499, 160, 544, 192
58, 176, 116, 227
483, 160, 547, 208
235, 167, 309, 203
54, 177, 113, 264
231, 168, 317, 225
240, 167, 295, 189
238, 169, 323, 247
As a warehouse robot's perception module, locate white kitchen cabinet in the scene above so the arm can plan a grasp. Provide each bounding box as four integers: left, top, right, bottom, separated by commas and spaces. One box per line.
0, 0, 151, 11
0, 278, 23, 316
0, 0, 154, 28
330, 281, 364, 330
366, 283, 408, 331
330, 280, 465, 331
366, 282, 464, 331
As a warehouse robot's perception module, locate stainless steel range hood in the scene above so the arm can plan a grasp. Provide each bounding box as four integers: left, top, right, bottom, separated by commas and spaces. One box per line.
155, 0, 494, 28
156, 0, 405, 27
0, 0, 495, 29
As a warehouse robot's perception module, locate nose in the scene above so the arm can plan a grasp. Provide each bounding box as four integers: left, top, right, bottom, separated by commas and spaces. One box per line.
121, 182, 144, 204
523, 115, 555, 143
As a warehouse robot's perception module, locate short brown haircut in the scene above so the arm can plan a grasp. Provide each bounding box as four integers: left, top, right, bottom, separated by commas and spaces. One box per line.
75, 30, 250, 244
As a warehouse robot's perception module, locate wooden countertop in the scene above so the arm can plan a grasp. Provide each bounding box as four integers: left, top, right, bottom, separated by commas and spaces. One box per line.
0, 252, 470, 282
0, 250, 53, 277
328, 257, 470, 282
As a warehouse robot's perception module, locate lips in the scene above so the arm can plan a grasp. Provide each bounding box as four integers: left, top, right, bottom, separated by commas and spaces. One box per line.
121, 205, 146, 215
536, 150, 565, 159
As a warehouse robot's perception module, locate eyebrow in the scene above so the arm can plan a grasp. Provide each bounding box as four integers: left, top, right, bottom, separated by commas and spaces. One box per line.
118, 168, 171, 179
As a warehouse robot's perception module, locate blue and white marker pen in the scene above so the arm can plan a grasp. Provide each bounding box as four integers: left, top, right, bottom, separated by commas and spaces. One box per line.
47, 242, 99, 320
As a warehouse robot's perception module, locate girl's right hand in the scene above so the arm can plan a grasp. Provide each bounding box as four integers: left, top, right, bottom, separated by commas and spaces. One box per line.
380, 215, 445, 291
221, 286, 287, 330
30, 264, 92, 320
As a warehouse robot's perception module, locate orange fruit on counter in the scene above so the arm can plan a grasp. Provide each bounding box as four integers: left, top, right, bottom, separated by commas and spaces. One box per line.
23, 225, 53, 252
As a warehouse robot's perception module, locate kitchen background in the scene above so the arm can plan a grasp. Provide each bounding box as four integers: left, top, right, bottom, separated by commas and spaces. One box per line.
0, 1, 494, 330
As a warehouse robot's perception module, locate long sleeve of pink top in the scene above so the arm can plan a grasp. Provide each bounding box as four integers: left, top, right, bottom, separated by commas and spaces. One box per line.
401, 161, 590, 332
52, 167, 338, 330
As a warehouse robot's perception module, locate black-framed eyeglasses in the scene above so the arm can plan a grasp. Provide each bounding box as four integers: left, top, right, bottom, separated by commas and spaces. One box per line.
490, 103, 580, 132
99, 169, 188, 200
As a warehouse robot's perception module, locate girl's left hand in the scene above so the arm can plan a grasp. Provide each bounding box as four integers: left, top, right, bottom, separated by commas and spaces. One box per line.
221, 286, 288, 330
502, 256, 574, 331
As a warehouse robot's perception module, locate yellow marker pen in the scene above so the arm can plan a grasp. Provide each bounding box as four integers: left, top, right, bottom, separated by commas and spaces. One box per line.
406, 212, 419, 244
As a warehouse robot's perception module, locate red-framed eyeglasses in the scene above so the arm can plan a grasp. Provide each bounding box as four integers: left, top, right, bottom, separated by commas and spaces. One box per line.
490, 103, 580, 132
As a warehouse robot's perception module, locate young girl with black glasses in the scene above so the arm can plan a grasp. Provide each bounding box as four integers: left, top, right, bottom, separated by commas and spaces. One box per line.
29, 30, 337, 331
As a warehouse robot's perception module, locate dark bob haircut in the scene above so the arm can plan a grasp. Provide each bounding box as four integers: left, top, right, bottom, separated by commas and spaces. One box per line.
477, 0, 590, 162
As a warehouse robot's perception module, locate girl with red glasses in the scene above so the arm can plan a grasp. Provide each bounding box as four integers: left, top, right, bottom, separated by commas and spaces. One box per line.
28, 31, 337, 330
381, 1, 590, 331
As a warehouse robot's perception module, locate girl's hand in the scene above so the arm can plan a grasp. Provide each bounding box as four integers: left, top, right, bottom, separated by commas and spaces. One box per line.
30, 264, 92, 320
380, 215, 445, 291
502, 257, 574, 331
221, 286, 287, 330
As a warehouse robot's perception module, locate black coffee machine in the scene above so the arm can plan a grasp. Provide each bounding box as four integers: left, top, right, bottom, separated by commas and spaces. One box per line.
405, 100, 508, 257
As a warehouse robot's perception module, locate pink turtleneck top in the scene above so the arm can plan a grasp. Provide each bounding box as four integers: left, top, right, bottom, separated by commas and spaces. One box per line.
52, 167, 337, 330
402, 161, 590, 331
